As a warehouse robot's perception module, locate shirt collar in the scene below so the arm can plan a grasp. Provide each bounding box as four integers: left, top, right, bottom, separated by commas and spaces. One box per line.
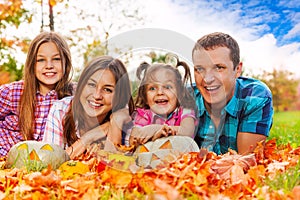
153, 107, 180, 120
193, 82, 239, 118
137, 107, 180, 120
36, 89, 57, 96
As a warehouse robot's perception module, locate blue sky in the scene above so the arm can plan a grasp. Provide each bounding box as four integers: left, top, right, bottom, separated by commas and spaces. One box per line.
211, 0, 300, 46
141, 0, 300, 77
170, 0, 300, 45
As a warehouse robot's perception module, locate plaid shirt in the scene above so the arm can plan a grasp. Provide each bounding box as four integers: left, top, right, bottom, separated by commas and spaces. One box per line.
42, 96, 75, 148
192, 77, 273, 155
0, 80, 58, 156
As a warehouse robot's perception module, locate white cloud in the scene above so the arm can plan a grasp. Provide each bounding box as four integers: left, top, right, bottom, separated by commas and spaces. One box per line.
284, 23, 300, 40
241, 34, 300, 77
136, 0, 300, 77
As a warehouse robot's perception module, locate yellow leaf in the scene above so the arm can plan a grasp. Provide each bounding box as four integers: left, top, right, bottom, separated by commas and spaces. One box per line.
59, 161, 90, 178
108, 153, 135, 169
194, 172, 208, 186
49, 0, 57, 6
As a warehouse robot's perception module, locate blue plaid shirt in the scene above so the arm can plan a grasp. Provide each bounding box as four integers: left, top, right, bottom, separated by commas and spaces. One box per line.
192, 77, 273, 155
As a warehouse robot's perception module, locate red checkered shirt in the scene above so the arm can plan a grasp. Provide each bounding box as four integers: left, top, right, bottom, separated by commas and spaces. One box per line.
0, 80, 58, 157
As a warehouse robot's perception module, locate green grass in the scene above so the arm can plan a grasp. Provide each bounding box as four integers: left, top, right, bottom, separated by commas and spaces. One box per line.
265, 161, 300, 194
269, 111, 300, 148
266, 111, 300, 195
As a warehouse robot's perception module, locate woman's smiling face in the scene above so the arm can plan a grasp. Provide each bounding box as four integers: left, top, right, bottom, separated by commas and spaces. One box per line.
80, 69, 116, 120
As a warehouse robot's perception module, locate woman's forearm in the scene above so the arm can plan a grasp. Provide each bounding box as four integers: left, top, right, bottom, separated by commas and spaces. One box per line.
66, 123, 109, 159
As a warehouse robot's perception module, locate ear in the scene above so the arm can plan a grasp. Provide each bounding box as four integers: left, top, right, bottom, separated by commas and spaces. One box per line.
235, 62, 243, 78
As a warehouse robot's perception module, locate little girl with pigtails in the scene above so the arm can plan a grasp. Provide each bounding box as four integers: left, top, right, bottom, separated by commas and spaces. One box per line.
126, 54, 199, 167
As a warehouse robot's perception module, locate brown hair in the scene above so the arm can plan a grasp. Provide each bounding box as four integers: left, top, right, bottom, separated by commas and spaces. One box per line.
192, 32, 240, 69
63, 56, 133, 146
133, 56, 195, 111
19, 31, 73, 140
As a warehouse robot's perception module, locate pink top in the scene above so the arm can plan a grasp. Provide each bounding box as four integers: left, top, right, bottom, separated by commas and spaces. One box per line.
124, 107, 197, 145
133, 107, 197, 127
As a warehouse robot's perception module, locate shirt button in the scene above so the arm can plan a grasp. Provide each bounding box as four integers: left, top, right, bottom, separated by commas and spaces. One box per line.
209, 125, 213, 128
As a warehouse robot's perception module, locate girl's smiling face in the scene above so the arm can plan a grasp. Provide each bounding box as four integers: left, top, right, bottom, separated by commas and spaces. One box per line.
80, 69, 116, 122
145, 68, 178, 117
35, 42, 64, 95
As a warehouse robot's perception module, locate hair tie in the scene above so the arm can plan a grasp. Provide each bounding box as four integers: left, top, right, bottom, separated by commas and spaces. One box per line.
165, 53, 179, 67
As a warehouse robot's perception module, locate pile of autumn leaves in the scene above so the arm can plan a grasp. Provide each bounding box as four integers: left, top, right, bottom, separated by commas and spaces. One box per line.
0, 139, 299, 200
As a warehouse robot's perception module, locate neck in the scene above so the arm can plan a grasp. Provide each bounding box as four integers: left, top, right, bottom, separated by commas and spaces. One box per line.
204, 101, 225, 117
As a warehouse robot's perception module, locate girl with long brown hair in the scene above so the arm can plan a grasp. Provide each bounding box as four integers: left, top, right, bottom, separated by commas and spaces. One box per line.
0, 32, 74, 157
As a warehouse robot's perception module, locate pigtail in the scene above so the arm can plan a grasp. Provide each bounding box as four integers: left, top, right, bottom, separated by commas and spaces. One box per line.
134, 62, 152, 109
165, 53, 193, 88
136, 62, 150, 80
176, 60, 193, 88
164, 53, 196, 110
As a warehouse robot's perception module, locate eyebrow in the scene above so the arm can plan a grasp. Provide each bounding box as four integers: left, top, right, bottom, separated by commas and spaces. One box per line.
37, 53, 60, 57
194, 65, 203, 68
89, 78, 115, 88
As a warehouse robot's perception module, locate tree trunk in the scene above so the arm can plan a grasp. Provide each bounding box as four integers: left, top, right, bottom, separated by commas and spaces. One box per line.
49, 0, 54, 31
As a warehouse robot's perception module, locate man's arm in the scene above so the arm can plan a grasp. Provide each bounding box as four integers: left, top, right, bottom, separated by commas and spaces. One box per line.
237, 132, 266, 154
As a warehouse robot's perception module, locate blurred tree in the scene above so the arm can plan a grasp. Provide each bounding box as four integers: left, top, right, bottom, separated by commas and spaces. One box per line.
1, 0, 147, 82
255, 69, 300, 112
52, 0, 147, 79
37, 0, 63, 31
147, 51, 167, 63
0, 0, 32, 84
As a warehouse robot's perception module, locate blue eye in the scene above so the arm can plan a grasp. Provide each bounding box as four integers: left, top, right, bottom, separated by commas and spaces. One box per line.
164, 85, 172, 89
194, 66, 204, 73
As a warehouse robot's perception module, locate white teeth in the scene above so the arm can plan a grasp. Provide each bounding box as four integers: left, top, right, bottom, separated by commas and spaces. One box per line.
156, 99, 167, 103
206, 86, 218, 90
89, 101, 101, 107
45, 72, 55, 76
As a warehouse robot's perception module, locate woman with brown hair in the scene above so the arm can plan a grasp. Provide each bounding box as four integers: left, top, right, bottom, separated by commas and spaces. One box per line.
43, 55, 133, 159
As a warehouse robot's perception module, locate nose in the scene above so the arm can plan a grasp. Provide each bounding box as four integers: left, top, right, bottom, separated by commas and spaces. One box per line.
203, 71, 215, 84
45, 60, 54, 69
157, 86, 164, 94
93, 88, 103, 100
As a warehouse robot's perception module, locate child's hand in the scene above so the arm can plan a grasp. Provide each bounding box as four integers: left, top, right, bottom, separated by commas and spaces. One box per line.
152, 125, 176, 141
129, 126, 155, 146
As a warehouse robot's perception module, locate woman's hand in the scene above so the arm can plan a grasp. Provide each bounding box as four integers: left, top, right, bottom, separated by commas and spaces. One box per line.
80, 122, 110, 146
107, 108, 132, 145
